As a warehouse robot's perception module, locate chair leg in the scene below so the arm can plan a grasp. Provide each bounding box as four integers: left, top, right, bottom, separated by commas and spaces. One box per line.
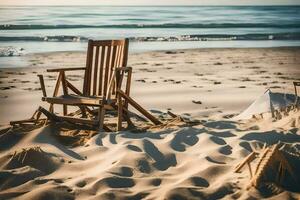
63, 105, 68, 116
98, 106, 105, 131
117, 96, 123, 131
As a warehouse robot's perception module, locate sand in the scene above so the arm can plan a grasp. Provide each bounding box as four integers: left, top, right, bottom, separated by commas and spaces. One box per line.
0, 47, 300, 199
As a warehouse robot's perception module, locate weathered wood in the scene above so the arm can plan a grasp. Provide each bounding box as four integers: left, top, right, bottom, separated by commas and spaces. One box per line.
92, 46, 98, 95
61, 71, 68, 115
98, 106, 105, 130
49, 71, 62, 113
103, 45, 111, 96
117, 89, 162, 125
47, 67, 85, 72
10, 118, 40, 125
37, 75, 47, 97
83, 40, 93, 96
43, 95, 104, 106
125, 67, 132, 107
65, 80, 82, 95
167, 111, 178, 118
294, 81, 300, 105
99, 46, 105, 95
234, 152, 257, 173
122, 39, 129, 67
117, 93, 123, 131
38, 106, 61, 122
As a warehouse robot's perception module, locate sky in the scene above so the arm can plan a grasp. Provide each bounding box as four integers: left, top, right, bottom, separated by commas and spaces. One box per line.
1, 0, 300, 5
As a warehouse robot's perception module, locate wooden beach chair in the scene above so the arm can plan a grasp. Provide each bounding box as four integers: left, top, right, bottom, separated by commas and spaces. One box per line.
35, 39, 161, 130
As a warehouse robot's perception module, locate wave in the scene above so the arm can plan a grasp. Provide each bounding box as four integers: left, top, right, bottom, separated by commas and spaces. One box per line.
0, 46, 24, 57
1, 33, 300, 43
1, 23, 300, 30
0, 35, 87, 42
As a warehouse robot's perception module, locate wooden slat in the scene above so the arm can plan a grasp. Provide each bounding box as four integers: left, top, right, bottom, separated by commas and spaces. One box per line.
117, 45, 123, 67
110, 45, 117, 79
112, 45, 122, 95
98, 106, 105, 130
83, 40, 93, 96
10, 118, 40, 125
43, 96, 103, 106
103, 45, 111, 96
117, 94, 123, 131
61, 71, 68, 115
93, 46, 99, 95
122, 38, 129, 67
109, 45, 118, 96
234, 152, 257, 173
124, 67, 132, 109
98, 46, 105, 95
89, 46, 96, 95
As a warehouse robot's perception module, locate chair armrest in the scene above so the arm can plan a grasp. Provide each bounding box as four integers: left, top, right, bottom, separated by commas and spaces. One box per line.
47, 67, 86, 72
294, 81, 300, 86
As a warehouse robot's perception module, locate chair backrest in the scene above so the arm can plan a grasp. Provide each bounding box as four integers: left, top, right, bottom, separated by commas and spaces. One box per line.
83, 39, 129, 97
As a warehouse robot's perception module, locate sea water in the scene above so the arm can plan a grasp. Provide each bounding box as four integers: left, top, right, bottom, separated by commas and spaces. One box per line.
0, 6, 300, 66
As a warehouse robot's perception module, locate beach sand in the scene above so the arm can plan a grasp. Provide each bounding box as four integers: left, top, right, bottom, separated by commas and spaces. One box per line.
0, 47, 300, 199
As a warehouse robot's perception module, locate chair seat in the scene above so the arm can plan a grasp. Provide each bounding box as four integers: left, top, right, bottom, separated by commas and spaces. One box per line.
42, 94, 116, 106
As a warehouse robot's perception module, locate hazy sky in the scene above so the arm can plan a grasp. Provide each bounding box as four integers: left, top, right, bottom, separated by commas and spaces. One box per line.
1, 0, 300, 5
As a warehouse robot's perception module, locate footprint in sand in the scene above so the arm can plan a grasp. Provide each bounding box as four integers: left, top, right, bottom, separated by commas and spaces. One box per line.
205, 156, 226, 165
143, 139, 177, 171
239, 141, 252, 152
210, 136, 226, 145
219, 145, 232, 155
190, 176, 209, 187
127, 144, 143, 152
205, 121, 237, 130
111, 166, 133, 177
151, 178, 162, 186
137, 159, 151, 173
171, 132, 199, 152
103, 176, 135, 188
75, 180, 87, 188
0, 86, 16, 90
34, 178, 49, 185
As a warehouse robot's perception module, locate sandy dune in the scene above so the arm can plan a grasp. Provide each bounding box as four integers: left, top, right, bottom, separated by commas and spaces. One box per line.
0, 108, 299, 200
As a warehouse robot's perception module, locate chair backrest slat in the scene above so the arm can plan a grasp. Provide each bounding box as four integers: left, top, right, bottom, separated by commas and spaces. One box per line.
83, 39, 129, 97
103, 45, 111, 96
92, 46, 99, 95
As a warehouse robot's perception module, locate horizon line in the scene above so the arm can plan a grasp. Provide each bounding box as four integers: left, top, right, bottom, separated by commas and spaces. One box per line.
1, 4, 300, 6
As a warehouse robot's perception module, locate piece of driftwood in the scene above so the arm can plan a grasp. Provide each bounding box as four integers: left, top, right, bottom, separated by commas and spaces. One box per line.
235, 143, 298, 190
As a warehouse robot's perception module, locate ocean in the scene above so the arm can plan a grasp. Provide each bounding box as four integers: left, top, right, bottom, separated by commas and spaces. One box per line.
0, 5, 300, 66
